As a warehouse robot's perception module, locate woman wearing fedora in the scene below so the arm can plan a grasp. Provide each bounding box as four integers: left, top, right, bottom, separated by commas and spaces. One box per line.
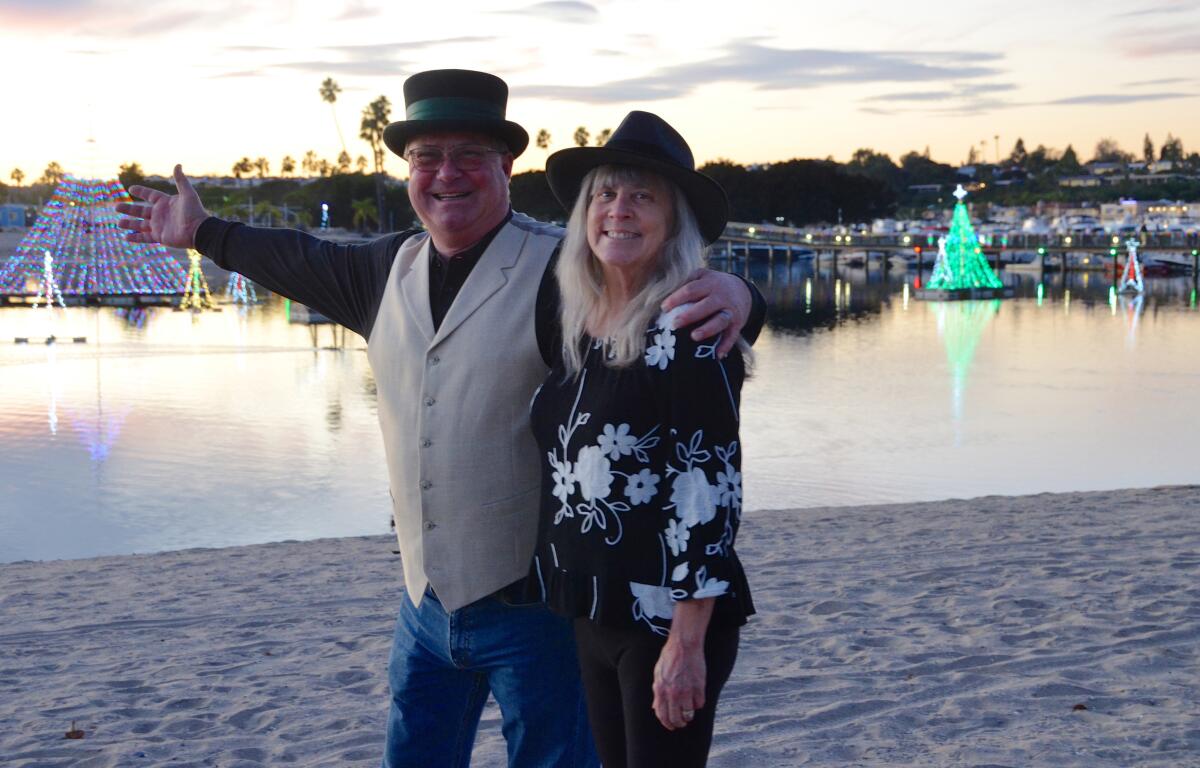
526, 111, 754, 767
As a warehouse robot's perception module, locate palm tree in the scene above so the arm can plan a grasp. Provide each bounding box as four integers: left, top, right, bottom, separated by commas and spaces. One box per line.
254, 157, 270, 179
573, 126, 589, 147
10, 168, 24, 187
351, 198, 377, 232
38, 162, 65, 186
280, 155, 296, 176
302, 150, 319, 176
232, 157, 253, 180
360, 95, 392, 233
536, 129, 551, 150
337, 151, 352, 174
320, 77, 348, 157
595, 128, 612, 147
355, 155, 368, 173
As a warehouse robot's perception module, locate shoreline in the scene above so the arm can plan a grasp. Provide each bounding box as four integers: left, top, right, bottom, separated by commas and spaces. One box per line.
2, 485, 1198, 766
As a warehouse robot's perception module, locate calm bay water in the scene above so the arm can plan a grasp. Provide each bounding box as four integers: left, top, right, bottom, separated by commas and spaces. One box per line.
1, 261, 1197, 563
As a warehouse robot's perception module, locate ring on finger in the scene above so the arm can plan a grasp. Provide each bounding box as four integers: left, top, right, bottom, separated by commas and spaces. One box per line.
717, 309, 732, 322
682, 709, 695, 720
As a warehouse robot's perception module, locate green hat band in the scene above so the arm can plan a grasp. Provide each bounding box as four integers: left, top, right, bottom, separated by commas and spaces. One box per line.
406, 97, 505, 122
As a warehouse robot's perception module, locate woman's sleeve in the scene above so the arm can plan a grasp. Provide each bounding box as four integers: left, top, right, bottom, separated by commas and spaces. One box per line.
653, 317, 745, 602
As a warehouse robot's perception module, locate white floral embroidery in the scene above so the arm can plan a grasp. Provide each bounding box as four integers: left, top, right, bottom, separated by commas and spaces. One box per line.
644, 328, 676, 370
630, 582, 675, 621
693, 577, 730, 598
670, 466, 716, 528
597, 423, 637, 461
624, 468, 660, 505
550, 457, 576, 507
692, 565, 730, 598
665, 518, 690, 556
575, 445, 613, 502
716, 467, 742, 507
671, 562, 690, 582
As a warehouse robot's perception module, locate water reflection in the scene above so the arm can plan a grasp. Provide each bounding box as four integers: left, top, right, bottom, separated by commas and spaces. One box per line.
934, 300, 1000, 428
2, 261, 1198, 563
739, 254, 1198, 335
40, 343, 130, 461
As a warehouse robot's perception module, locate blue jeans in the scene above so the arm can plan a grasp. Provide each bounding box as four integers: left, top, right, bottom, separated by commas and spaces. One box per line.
382, 586, 598, 768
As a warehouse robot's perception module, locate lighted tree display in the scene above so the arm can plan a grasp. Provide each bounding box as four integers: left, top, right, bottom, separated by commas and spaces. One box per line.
1118, 238, 1144, 294
180, 249, 215, 310
0, 176, 185, 298
926, 185, 1004, 292
225, 272, 258, 304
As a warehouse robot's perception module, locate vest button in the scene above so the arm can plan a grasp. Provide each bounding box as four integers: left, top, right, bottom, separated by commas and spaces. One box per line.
420, 480, 432, 490
430, 356, 440, 365
424, 396, 435, 406
424, 520, 436, 531
421, 439, 432, 448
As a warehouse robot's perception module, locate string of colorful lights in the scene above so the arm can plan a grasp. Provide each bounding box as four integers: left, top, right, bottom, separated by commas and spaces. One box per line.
0, 176, 186, 298
180, 249, 215, 310
225, 272, 258, 304
1119, 239, 1145, 294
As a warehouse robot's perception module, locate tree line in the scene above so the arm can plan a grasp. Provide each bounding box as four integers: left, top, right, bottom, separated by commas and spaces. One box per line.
5, 130, 1197, 228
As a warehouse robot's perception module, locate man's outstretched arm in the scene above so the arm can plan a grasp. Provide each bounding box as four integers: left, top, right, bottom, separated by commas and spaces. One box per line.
116, 165, 410, 339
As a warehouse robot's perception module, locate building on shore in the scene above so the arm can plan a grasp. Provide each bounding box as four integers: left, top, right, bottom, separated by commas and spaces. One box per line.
0, 204, 25, 228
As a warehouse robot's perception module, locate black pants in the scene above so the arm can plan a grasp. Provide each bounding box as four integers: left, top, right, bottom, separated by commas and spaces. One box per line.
573, 619, 739, 768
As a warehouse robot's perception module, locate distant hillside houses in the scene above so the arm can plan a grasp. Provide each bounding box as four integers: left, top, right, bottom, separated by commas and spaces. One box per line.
1056, 160, 1198, 188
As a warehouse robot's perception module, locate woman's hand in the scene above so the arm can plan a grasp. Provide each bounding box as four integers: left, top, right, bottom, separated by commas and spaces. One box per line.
652, 636, 707, 730
652, 597, 715, 730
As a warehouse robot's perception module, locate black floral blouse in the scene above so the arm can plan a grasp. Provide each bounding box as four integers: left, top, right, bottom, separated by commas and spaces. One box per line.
528, 306, 754, 636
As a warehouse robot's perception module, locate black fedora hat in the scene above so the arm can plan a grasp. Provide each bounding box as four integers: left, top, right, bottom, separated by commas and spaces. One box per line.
383, 69, 529, 159
545, 111, 728, 243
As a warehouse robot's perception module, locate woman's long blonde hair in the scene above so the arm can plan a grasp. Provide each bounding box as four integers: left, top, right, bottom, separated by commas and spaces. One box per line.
556, 164, 707, 376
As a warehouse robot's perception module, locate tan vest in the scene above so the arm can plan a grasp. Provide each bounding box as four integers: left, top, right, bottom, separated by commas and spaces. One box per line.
367, 213, 562, 611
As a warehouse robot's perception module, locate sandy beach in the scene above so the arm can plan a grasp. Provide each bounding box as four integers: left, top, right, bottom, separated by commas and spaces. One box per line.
2, 485, 1197, 767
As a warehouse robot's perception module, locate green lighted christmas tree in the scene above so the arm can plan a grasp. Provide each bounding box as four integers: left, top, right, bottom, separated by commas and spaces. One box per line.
926, 185, 1004, 291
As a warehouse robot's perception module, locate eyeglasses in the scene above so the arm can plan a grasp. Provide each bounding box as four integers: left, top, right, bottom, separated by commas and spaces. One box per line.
405, 145, 504, 172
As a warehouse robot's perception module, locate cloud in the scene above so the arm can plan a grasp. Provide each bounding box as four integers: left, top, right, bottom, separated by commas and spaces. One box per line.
1122, 76, 1194, 87
1043, 91, 1195, 105
863, 82, 1017, 112
102, 10, 215, 37
210, 37, 496, 80
319, 37, 493, 57
519, 42, 1005, 103
498, 1, 599, 23
1117, 29, 1200, 57
1114, 2, 1193, 17
0, 0, 108, 31
212, 69, 267, 79
336, 0, 379, 21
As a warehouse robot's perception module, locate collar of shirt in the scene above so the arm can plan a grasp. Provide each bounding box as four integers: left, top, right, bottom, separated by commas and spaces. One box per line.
428, 209, 514, 277
427, 209, 514, 330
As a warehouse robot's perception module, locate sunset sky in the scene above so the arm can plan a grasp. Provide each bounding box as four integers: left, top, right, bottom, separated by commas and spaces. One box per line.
1, 0, 1198, 183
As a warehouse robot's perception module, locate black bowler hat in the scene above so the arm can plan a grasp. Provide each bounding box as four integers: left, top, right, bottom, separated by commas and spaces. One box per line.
545, 111, 729, 243
382, 69, 529, 158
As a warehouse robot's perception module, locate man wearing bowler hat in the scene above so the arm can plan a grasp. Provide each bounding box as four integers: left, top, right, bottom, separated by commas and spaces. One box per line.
117, 69, 763, 767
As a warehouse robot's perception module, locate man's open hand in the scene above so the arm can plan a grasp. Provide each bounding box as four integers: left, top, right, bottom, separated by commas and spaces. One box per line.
115, 164, 209, 249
